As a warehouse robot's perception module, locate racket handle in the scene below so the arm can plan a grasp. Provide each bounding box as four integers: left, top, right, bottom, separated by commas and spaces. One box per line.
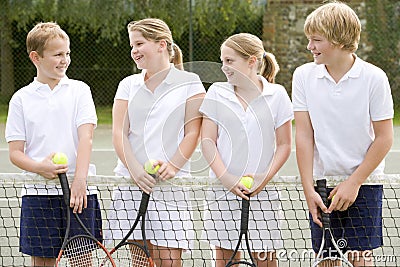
139, 192, 150, 215
58, 173, 70, 206
316, 179, 330, 228
240, 197, 250, 233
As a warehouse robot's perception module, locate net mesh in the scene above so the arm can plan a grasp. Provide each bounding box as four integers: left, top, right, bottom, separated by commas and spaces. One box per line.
0, 173, 399, 266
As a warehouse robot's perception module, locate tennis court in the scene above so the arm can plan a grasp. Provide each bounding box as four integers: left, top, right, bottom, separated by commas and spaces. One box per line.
1, 124, 400, 266
2, 124, 399, 176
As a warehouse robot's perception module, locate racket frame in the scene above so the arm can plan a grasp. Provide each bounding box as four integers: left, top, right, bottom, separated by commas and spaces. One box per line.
55, 173, 116, 267
225, 195, 256, 267
226, 106, 276, 266
103, 188, 154, 267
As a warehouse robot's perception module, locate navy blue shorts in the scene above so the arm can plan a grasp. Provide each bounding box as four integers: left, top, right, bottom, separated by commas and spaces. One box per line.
310, 185, 383, 255
20, 194, 103, 258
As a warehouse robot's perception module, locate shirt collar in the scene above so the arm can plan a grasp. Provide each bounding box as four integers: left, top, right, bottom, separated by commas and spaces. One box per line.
346, 54, 362, 78
136, 64, 177, 86
164, 64, 180, 84
316, 54, 362, 80
32, 76, 70, 91
217, 75, 274, 101
259, 75, 275, 96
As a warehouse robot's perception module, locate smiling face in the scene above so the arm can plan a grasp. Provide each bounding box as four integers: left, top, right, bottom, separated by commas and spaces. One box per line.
220, 44, 252, 86
31, 37, 70, 87
306, 33, 343, 66
129, 30, 164, 71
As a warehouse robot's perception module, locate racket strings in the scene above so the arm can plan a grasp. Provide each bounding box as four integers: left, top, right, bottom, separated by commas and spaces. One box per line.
111, 244, 151, 267
130, 245, 151, 266
59, 237, 108, 266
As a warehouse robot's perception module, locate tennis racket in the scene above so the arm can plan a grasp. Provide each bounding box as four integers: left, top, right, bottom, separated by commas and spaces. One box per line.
225, 194, 256, 267
56, 172, 115, 267
312, 179, 353, 267
101, 175, 154, 266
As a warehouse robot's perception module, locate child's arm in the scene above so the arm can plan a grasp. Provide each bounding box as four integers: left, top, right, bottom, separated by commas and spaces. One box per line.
112, 99, 156, 193
328, 119, 393, 212
69, 123, 94, 214
201, 116, 250, 200
8, 141, 67, 179
251, 120, 292, 195
157, 93, 205, 180
295, 111, 327, 227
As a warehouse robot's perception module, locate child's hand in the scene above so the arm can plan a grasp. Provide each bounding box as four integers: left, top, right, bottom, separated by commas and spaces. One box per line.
218, 173, 251, 200
230, 180, 251, 200
249, 172, 268, 197
156, 160, 178, 181
39, 153, 68, 179
307, 190, 328, 228
70, 178, 87, 214
133, 169, 157, 194
328, 180, 360, 212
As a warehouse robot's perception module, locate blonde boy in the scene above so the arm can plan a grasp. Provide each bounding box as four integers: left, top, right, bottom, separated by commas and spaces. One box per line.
292, 1, 393, 266
5, 22, 102, 266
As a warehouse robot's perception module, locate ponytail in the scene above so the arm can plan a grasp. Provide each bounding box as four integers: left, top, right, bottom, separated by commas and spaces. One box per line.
171, 43, 184, 70
260, 52, 279, 83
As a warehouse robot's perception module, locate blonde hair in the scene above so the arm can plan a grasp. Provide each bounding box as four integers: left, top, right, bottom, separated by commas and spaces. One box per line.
304, 1, 361, 52
222, 33, 279, 83
26, 22, 69, 56
127, 18, 183, 70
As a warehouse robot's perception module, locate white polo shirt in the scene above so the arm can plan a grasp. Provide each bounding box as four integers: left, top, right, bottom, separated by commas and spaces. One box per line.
113, 65, 206, 177
5, 76, 97, 195
292, 55, 394, 177
199, 76, 294, 178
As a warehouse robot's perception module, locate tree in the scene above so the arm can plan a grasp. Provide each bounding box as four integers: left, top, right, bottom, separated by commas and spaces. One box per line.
1, 0, 135, 99
1, 0, 21, 101
366, 0, 400, 110
0, 0, 264, 102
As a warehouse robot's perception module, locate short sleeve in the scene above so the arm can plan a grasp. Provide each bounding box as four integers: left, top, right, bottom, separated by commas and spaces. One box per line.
291, 67, 308, 112
274, 87, 294, 128
369, 71, 394, 121
114, 76, 133, 101
199, 84, 219, 122
186, 73, 206, 99
76, 82, 97, 128
5, 93, 26, 142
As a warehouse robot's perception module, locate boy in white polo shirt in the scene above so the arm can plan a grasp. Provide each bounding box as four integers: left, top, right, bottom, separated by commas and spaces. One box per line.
292, 2, 394, 266
5, 22, 101, 266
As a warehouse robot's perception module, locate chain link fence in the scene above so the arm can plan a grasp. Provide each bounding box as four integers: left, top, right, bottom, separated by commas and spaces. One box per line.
1, 0, 399, 117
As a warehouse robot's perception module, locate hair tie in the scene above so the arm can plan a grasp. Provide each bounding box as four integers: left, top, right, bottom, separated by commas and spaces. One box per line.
263, 51, 267, 58
171, 42, 176, 58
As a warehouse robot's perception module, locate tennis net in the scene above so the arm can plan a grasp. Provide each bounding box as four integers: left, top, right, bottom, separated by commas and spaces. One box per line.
0, 173, 399, 266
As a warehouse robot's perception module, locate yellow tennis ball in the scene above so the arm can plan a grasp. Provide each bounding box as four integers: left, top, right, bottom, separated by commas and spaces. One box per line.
240, 176, 254, 189
332, 195, 336, 202
144, 159, 160, 174
52, 152, 68, 165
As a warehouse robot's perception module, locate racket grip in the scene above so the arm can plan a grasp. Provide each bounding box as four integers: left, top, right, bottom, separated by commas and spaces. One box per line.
240, 197, 250, 232
316, 179, 330, 228
58, 173, 70, 206
139, 192, 150, 215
